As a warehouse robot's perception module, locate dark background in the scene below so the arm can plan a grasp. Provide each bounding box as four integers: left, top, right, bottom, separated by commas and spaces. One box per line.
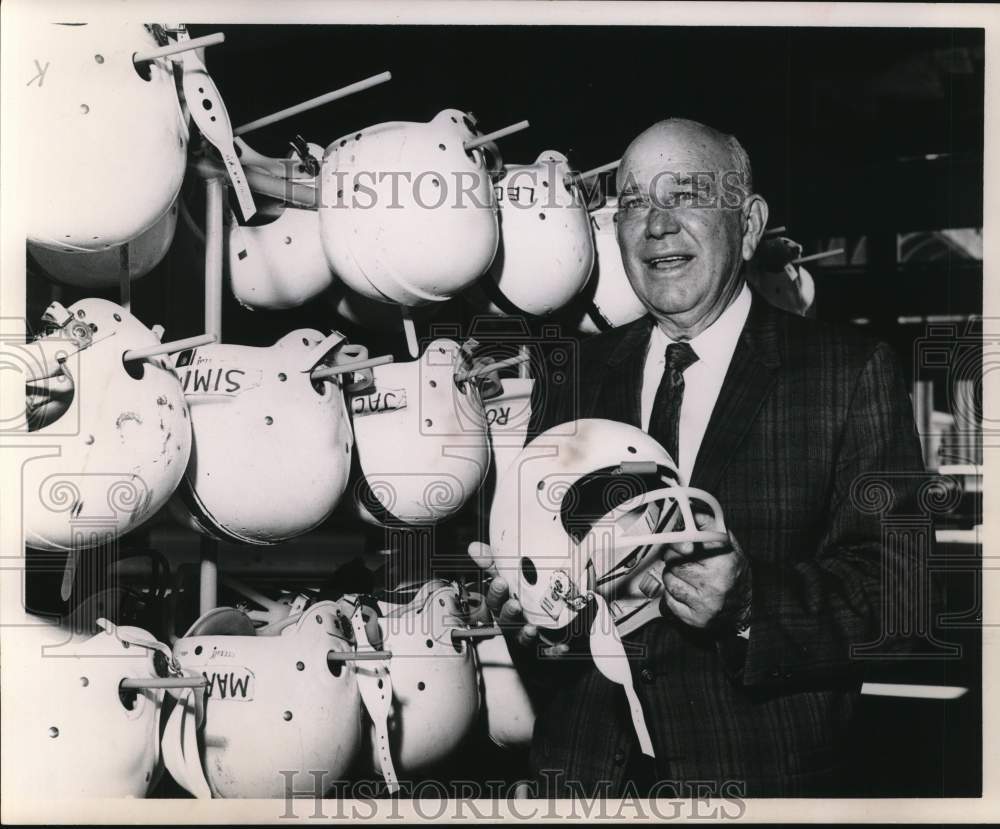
25, 24, 985, 798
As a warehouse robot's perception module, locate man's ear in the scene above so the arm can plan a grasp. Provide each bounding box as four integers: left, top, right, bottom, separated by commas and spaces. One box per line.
740, 194, 769, 262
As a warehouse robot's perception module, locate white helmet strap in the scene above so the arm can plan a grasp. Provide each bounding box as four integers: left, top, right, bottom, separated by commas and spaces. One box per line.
588, 593, 655, 758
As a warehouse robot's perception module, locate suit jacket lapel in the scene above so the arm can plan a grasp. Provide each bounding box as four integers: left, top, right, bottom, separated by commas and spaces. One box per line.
690, 291, 783, 491
592, 316, 654, 427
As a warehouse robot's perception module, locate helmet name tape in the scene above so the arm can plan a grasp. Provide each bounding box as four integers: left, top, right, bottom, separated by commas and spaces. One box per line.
350, 387, 408, 417
177, 363, 262, 396
201, 667, 255, 701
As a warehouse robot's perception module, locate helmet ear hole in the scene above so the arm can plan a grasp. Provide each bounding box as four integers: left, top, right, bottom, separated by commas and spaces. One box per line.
26, 376, 75, 432
521, 557, 538, 586
122, 354, 145, 381
117, 679, 140, 711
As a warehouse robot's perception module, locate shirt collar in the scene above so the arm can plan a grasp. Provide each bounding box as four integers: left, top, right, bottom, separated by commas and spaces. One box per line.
649, 282, 752, 367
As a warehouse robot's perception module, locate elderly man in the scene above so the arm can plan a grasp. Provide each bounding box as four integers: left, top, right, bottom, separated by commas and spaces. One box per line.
472, 118, 924, 796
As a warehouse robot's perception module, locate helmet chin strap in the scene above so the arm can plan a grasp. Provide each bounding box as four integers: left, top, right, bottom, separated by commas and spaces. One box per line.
162, 686, 212, 798
351, 606, 399, 794
587, 593, 655, 759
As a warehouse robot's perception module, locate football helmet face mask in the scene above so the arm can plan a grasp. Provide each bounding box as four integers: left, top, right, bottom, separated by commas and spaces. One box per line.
1, 618, 174, 798
350, 339, 491, 527
24, 23, 187, 255
474, 151, 594, 317
21, 299, 192, 553
28, 196, 178, 288
574, 199, 647, 334
163, 601, 363, 799
169, 330, 355, 544
489, 419, 728, 633
367, 581, 481, 775
319, 109, 499, 307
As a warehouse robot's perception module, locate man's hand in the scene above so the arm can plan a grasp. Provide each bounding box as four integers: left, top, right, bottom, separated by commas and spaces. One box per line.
660, 513, 752, 632
468, 541, 569, 657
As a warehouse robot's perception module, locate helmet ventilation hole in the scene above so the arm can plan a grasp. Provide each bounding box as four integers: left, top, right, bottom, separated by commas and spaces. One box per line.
283, 710, 293, 721
48, 727, 59, 738
521, 557, 538, 586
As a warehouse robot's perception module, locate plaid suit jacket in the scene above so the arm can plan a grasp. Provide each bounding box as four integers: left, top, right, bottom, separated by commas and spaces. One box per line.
522, 289, 926, 797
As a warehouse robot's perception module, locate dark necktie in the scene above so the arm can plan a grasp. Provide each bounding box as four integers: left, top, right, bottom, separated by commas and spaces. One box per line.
647, 341, 699, 463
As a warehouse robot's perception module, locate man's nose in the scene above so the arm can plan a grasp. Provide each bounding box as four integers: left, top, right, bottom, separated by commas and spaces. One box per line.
645, 205, 682, 237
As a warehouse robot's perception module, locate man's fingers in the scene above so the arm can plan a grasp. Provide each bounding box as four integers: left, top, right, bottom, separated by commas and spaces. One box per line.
662, 592, 696, 626
541, 642, 569, 657
486, 577, 510, 618
663, 571, 695, 607
498, 596, 524, 627
693, 510, 720, 531
663, 565, 702, 591
467, 541, 499, 578
665, 541, 695, 559
515, 623, 538, 649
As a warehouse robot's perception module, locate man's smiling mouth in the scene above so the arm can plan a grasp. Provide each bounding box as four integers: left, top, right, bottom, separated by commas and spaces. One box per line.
646, 254, 694, 271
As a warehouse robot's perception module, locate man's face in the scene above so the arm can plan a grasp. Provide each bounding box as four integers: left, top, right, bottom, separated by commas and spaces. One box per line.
615, 123, 764, 333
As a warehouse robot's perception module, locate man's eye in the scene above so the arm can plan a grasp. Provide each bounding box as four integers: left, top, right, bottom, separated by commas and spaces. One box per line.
673, 190, 698, 203
620, 198, 647, 211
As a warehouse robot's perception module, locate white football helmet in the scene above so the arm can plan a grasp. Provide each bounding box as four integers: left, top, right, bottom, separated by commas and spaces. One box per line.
163, 602, 363, 798
169, 330, 356, 544
489, 419, 728, 635
746, 236, 816, 317
573, 199, 646, 334
472, 151, 594, 317
28, 196, 178, 288
319, 109, 499, 307
483, 376, 534, 486
350, 339, 491, 526
471, 603, 536, 750
227, 205, 334, 310
20, 299, 192, 553
1, 617, 175, 799
23, 23, 187, 255
365, 581, 481, 776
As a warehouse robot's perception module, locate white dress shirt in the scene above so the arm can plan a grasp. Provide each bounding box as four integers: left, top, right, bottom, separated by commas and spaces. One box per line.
640, 283, 752, 483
